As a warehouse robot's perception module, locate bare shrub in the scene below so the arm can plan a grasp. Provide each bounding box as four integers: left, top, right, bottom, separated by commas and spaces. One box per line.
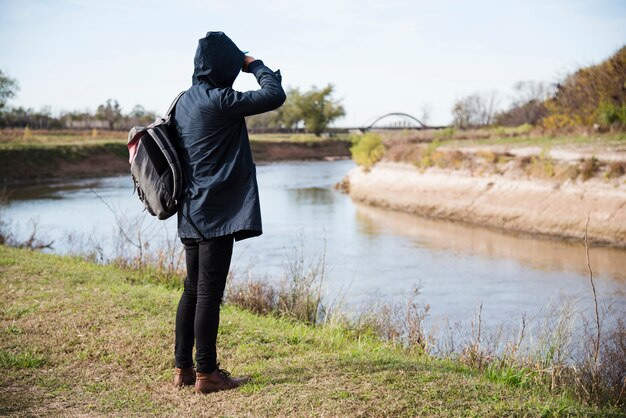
533, 295, 578, 390
580, 157, 600, 181
352, 285, 431, 352
91, 189, 185, 287
226, 271, 278, 316
496, 81, 552, 126
225, 236, 329, 325
0, 189, 54, 250
63, 229, 105, 263
1, 218, 54, 250
595, 318, 626, 405
278, 237, 327, 323
383, 137, 422, 163
606, 161, 626, 178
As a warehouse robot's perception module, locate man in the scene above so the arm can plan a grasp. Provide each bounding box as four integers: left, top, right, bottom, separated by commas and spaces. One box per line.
171, 31, 286, 394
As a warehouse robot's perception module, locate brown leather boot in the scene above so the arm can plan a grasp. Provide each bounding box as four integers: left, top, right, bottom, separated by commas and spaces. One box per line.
173, 367, 196, 387
195, 366, 250, 394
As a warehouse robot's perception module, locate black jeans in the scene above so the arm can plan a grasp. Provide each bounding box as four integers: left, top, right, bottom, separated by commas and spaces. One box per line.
175, 234, 234, 373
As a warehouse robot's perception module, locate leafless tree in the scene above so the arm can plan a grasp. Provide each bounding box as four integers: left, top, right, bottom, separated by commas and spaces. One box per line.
452, 91, 500, 128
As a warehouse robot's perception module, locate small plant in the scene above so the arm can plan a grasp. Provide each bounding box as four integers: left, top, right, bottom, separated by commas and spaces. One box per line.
597, 100, 626, 128
606, 161, 625, 178
580, 157, 600, 181
528, 148, 555, 179
0, 350, 45, 369
492, 126, 506, 138
353, 285, 431, 351
477, 150, 497, 164
435, 126, 456, 140
514, 123, 533, 136
350, 132, 384, 170
416, 139, 441, 169
485, 364, 534, 388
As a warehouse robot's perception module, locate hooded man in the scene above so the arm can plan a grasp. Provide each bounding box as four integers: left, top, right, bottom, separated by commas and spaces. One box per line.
171, 31, 286, 394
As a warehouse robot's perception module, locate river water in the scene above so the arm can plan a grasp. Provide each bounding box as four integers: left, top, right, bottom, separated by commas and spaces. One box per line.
2, 159, 625, 330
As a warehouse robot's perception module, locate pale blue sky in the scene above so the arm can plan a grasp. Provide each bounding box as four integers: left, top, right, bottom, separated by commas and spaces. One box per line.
1, 0, 625, 126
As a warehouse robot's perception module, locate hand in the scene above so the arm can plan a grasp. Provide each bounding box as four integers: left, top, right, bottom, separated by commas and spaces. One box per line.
242, 55, 256, 72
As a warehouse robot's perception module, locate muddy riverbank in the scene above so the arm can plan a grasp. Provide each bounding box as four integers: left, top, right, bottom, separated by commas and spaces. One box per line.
0, 140, 351, 183
342, 161, 626, 247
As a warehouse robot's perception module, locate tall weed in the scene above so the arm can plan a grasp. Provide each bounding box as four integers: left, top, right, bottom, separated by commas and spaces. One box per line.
350, 133, 384, 170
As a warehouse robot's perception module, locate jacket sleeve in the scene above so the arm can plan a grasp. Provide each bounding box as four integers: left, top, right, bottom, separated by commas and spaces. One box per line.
219, 60, 286, 118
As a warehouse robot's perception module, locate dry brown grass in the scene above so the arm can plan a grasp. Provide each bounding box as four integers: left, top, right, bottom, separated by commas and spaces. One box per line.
0, 128, 127, 145
3, 246, 612, 417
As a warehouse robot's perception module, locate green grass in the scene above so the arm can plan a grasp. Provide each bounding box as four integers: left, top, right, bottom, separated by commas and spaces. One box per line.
0, 350, 45, 369
2, 133, 349, 147
0, 129, 127, 147
0, 138, 126, 149
0, 246, 621, 417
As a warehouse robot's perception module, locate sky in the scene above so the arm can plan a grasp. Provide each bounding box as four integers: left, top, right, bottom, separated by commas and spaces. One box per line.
1, 0, 625, 127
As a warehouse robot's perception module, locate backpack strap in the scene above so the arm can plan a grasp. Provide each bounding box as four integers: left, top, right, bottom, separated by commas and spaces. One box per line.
165, 91, 186, 118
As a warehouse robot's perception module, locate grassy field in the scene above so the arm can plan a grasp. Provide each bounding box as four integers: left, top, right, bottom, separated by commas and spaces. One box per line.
0, 246, 620, 417
0, 129, 350, 147
377, 127, 626, 149
443, 133, 626, 149
249, 132, 350, 143
0, 129, 127, 147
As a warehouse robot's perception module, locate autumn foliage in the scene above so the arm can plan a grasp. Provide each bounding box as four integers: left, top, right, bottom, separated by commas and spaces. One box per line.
542, 46, 626, 130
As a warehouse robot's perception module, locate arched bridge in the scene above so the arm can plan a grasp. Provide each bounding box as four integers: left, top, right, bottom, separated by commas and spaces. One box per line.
362, 112, 427, 131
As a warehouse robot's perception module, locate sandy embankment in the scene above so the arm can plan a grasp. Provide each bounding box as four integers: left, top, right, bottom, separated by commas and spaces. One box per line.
344, 161, 626, 247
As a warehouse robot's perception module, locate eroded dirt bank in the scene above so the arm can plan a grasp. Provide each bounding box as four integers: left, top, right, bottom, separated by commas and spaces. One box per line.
343, 161, 626, 247
0, 140, 351, 183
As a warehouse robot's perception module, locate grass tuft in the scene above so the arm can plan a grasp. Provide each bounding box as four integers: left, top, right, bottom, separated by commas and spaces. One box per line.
0, 350, 45, 369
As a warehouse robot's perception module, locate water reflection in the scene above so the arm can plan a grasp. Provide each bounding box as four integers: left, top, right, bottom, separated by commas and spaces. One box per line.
353, 202, 626, 284
5, 178, 117, 201
287, 187, 336, 205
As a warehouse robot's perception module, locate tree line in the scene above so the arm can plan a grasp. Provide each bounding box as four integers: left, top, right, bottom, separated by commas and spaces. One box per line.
0, 77, 157, 131
0, 71, 345, 135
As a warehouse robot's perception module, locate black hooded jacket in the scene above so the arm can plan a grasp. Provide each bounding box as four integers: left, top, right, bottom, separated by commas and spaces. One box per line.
172, 32, 286, 241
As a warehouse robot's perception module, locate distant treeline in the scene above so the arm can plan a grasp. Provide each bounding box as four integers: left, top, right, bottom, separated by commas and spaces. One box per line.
0, 73, 345, 136
452, 45, 626, 131
0, 99, 157, 131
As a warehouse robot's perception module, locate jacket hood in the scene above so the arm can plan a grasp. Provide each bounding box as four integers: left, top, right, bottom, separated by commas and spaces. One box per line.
192, 32, 245, 88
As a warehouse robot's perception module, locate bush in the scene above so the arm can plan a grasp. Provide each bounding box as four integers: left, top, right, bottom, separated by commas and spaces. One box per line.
435, 126, 456, 140
597, 101, 626, 128
416, 139, 441, 169
543, 46, 626, 129
350, 133, 384, 170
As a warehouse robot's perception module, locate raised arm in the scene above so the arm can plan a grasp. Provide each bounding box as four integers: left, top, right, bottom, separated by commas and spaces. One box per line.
219, 59, 286, 118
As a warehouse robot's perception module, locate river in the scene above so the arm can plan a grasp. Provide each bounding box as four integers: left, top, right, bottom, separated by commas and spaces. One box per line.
2, 159, 625, 331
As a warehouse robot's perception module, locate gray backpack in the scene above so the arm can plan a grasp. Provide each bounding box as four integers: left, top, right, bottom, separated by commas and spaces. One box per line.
127, 91, 185, 220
